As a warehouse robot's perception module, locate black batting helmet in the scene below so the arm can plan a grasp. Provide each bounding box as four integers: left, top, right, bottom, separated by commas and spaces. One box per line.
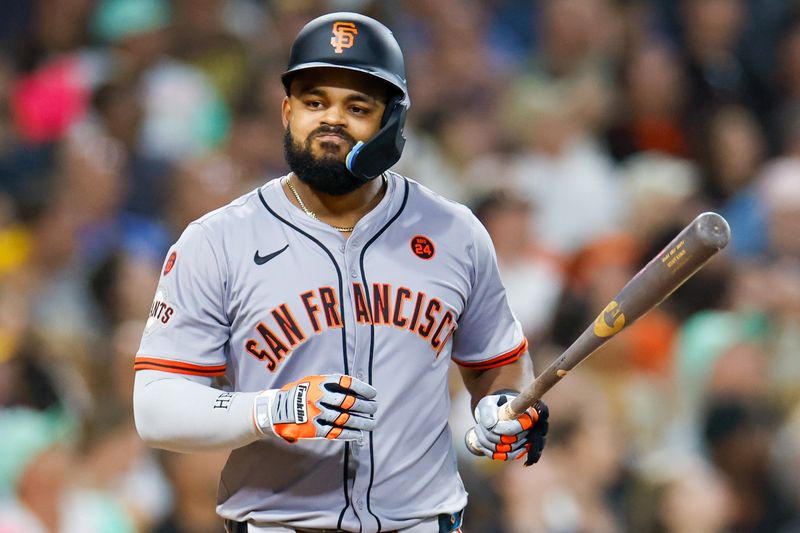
282, 12, 410, 181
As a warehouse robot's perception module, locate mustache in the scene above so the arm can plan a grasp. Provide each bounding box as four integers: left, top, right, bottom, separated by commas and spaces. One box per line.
308, 125, 356, 144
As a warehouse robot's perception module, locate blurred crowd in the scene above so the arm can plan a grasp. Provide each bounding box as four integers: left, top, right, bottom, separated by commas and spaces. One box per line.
1, 0, 800, 531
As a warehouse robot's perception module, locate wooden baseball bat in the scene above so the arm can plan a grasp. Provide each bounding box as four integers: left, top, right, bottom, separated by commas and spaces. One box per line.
467, 212, 731, 454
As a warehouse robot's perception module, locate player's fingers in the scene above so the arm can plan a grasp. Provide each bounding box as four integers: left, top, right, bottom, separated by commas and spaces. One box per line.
324, 374, 377, 400
316, 410, 376, 432
490, 440, 529, 461
339, 375, 377, 400
466, 428, 522, 458
467, 435, 495, 458
492, 419, 524, 436
475, 400, 500, 429
477, 417, 526, 441
320, 392, 378, 416
493, 440, 528, 454
475, 425, 528, 455
324, 426, 363, 441
474, 423, 523, 451
490, 434, 528, 455
474, 421, 503, 445
492, 411, 536, 436
339, 412, 376, 431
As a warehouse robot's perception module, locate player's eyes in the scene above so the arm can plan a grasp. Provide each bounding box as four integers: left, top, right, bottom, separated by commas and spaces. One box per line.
349, 106, 369, 115
305, 100, 324, 109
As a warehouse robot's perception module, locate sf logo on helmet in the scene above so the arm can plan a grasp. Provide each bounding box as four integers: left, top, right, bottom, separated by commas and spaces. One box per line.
331, 22, 358, 53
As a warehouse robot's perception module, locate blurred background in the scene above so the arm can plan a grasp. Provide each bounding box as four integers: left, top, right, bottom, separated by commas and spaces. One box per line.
1, 0, 800, 531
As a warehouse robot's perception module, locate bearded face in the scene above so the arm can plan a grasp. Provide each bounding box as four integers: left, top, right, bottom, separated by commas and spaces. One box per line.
281, 68, 389, 195
283, 125, 363, 196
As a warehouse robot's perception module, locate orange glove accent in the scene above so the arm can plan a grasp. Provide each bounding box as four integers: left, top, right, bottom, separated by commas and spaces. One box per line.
253, 374, 378, 443
470, 393, 549, 464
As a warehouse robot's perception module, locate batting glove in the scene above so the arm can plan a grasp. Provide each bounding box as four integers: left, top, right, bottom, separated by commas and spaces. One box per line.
470, 391, 549, 466
253, 374, 378, 443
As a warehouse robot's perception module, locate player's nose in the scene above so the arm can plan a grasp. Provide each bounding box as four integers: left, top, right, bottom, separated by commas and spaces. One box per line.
319, 103, 347, 126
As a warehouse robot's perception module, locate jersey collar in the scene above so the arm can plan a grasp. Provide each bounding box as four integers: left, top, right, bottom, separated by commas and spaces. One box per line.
262, 172, 402, 240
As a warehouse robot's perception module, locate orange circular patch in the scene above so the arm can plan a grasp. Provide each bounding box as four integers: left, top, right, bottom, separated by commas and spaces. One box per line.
163, 251, 177, 275
410, 235, 435, 260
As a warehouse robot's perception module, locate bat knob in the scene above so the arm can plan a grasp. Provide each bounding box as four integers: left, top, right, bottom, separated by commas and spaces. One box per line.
465, 428, 483, 456
696, 212, 731, 250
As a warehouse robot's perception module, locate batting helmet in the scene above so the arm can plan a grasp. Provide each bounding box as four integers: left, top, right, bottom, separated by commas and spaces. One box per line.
282, 12, 409, 181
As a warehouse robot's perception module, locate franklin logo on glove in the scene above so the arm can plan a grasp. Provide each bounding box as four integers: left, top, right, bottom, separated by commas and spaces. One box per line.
294, 383, 309, 423
253, 374, 378, 443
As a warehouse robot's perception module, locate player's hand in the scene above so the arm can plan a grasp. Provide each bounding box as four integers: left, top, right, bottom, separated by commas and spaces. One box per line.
253, 374, 378, 443
469, 392, 549, 466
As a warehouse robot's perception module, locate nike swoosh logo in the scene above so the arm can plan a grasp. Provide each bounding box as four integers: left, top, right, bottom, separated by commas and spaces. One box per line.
254, 244, 289, 265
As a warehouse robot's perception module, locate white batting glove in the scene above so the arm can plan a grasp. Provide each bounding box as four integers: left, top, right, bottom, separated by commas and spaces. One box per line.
253, 374, 377, 443
470, 391, 549, 465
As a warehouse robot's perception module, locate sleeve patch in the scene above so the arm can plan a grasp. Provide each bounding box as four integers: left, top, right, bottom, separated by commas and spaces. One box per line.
144, 286, 176, 335
163, 250, 177, 276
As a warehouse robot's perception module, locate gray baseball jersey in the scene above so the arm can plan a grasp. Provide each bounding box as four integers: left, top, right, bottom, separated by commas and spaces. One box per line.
136, 172, 526, 532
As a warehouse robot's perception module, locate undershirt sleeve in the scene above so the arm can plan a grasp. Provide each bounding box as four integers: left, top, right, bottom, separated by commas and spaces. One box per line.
133, 370, 263, 452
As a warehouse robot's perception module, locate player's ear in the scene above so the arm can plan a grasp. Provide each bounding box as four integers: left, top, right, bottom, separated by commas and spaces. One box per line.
281, 96, 291, 129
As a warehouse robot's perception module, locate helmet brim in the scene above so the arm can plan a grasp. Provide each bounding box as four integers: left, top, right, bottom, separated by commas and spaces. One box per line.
281, 63, 407, 102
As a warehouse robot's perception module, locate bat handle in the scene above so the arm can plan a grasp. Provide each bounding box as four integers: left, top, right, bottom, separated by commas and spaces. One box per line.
498, 400, 518, 421
464, 401, 521, 456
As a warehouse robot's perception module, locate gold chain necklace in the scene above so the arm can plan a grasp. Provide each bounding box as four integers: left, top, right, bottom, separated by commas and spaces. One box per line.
285, 177, 356, 232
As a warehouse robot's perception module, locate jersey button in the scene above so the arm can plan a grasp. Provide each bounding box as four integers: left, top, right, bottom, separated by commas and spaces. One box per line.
357, 499, 364, 509
350, 270, 357, 278
356, 371, 365, 380
339, 244, 345, 252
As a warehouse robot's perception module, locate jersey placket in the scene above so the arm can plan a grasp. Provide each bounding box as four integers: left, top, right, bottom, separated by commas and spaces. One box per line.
342, 232, 377, 530
346, 177, 410, 532
342, 236, 367, 383
266, 175, 403, 530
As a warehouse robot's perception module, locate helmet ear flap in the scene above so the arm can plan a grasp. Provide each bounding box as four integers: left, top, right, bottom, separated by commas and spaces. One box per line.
381, 94, 405, 127
346, 94, 408, 181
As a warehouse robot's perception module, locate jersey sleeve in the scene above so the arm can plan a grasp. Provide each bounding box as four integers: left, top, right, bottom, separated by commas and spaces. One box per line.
451, 216, 527, 370
136, 222, 230, 376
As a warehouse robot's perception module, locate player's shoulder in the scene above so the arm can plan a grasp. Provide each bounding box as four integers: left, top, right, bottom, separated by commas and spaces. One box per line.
195, 187, 264, 224
396, 173, 483, 242
187, 181, 276, 237
398, 173, 477, 223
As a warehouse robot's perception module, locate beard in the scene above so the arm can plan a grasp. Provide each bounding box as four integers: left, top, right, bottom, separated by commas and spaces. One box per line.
283, 126, 365, 196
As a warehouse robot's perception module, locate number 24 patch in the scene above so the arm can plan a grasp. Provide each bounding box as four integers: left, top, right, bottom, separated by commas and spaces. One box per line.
411, 235, 435, 260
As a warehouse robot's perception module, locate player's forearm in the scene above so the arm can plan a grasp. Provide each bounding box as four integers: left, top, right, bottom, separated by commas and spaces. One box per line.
459, 356, 532, 411
133, 370, 260, 452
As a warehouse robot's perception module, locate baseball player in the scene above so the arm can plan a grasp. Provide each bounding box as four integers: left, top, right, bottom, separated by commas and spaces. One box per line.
133, 12, 549, 533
